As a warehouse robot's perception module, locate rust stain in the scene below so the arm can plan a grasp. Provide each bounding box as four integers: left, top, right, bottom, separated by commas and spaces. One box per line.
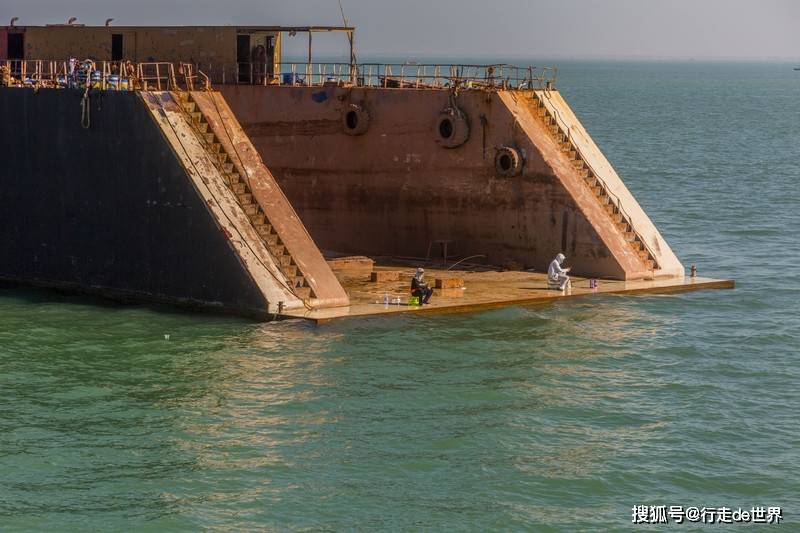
243, 119, 341, 137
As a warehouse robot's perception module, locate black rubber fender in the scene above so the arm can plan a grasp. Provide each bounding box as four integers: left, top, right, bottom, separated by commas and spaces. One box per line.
435, 107, 469, 148
495, 146, 523, 176
342, 103, 370, 135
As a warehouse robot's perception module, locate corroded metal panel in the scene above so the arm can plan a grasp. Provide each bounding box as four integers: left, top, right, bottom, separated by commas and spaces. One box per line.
140, 91, 306, 311
221, 84, 683, 281
499, 90, 649, 280
220, 86, 622, 279
190, 90, 349, 308
528, 90, 684, 278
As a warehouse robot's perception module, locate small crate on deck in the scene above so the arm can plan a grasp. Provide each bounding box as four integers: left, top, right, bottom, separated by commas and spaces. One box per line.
328, 256, 374, 281
435, 278, 464, 289
370, 270, 401, 282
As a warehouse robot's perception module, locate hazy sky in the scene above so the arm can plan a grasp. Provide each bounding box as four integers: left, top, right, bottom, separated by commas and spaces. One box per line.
3, 0, 799, 60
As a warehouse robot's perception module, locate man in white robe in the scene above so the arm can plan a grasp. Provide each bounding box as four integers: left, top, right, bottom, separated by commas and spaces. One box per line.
548, 253, 571, 290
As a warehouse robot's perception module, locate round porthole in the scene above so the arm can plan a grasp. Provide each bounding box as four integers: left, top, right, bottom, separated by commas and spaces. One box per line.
435, 108, 469, 148
495, 146, 522, 176
342, 103, 370, 135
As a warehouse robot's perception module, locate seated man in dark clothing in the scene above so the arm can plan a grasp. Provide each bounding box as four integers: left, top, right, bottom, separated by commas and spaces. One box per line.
411, 267, 433, 304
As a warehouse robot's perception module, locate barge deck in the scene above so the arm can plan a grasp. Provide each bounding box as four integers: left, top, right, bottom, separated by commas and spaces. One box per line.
281, 264, 734, 323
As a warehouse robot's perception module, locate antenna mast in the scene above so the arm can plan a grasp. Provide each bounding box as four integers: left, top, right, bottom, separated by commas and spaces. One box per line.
338, 0, 357, 66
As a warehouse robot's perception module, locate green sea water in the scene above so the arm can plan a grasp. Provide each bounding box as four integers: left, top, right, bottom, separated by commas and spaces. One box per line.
1, 61, 799, 531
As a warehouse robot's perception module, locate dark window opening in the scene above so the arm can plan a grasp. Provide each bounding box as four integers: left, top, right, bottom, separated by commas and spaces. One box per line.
499, 154, 512, 171
111, 34, 123, 61
439, 118, 454, 139
7, 33, 24, 60
236, 34, 251, 83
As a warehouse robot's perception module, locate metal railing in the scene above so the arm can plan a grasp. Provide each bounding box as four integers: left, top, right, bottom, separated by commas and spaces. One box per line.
0, 59, 210, 92
1, 59, 556, 92
193, 61, 557, 90
536, 90, 660, 269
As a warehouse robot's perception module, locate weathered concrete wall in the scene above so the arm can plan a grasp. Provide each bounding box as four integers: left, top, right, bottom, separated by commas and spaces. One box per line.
221, 85, 674, 279
21, 26, 241, 64
0, 87, 300, 316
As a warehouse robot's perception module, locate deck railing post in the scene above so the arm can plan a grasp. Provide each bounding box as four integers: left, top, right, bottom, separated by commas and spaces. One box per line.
0, 58, 559, 94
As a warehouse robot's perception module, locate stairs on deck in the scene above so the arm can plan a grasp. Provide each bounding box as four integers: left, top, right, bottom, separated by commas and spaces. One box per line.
176, 92, 315, 300
531, 92, 658, 271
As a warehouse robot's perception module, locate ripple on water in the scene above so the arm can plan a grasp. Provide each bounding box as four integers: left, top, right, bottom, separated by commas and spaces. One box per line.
1, 61, 800, 531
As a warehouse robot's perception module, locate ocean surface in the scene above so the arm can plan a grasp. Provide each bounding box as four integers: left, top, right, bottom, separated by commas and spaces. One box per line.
1, 61, 798, 531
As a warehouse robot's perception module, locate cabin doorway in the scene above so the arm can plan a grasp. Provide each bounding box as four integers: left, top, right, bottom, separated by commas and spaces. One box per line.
7, 33, 24, 60
237, 32, 275, 84
251, 34, 274, 83
111, 34, 123, 61
237, 34, 251, 83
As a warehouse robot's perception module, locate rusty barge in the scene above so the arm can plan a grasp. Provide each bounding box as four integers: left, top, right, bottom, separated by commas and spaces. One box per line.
0, 23, 732, 320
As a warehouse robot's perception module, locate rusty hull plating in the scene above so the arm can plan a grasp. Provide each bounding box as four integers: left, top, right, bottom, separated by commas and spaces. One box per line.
0, 79, 349, 317
0, 20, 703, 316
221, 81, 683, 281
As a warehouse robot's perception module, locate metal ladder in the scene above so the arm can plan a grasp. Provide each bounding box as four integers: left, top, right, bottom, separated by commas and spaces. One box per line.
531, 92, 658, 271
177, 92, 315, 299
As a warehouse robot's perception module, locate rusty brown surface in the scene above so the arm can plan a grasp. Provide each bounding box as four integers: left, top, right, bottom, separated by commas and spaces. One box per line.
0, 28, 7, 59
370, 271, 400, 282
189, 90, 349, 308
16, 26, 242, 64
282, 264, 734, 323
220, 84, 665, 280
529, 90, 683, 278
435, 278, 464, 289
141, 90, 311, 312
503, 91, 650, 279
327, 255, 374, 270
